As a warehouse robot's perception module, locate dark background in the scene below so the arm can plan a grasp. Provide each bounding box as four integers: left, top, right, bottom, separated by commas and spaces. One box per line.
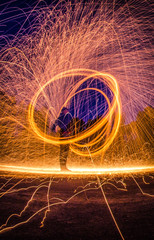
0, 175, 154, 240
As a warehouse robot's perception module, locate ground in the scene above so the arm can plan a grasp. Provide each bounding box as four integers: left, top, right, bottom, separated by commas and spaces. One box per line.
0, 173, 153, 240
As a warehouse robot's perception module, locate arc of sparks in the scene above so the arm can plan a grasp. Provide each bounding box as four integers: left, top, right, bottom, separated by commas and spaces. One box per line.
28, 69, 121, 156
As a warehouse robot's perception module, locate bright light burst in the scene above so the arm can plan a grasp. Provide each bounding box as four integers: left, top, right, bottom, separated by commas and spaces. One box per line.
0, 0, 153, 238
0, 164, 154, 175
28, 69, 121, 156
0, 0, 153, 169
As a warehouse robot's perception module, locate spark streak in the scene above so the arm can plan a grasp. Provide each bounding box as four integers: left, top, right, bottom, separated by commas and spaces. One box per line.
0, 164, 153, 176
28, 69, 121, 156
0, 1, 153, 239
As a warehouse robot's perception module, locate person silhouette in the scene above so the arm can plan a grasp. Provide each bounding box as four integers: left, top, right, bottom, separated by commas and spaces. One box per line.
52, 107, 72, 171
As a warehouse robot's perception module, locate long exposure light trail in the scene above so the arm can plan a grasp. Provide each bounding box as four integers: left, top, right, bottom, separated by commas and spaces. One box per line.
28, 69, 121, 156
0, 1, 153, 239
0, 164, 153, 176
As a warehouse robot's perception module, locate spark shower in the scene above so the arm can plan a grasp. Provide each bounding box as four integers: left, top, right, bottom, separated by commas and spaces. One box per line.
0, 0, 153, 170
0, 0, 153, 237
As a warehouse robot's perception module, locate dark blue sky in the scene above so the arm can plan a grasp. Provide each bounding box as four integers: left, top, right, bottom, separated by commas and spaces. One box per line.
0, 0, 127, 49
69, 77, 113, 123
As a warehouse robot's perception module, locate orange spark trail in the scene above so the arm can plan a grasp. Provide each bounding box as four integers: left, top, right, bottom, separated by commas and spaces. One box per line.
28, 69, 121, 157
0, 164, 153, 176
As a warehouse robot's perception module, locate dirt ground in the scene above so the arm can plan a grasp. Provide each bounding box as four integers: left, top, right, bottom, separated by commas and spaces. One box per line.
0, 173, 153, 240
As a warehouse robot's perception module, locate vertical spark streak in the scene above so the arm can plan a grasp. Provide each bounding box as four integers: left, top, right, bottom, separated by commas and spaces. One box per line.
40, 177, 53, 227
97, 177, 125, 240
87, 146, 125, 240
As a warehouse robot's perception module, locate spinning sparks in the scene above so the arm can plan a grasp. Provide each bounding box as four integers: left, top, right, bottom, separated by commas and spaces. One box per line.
0, 0, 153, 239
0, 0, 153, 169
28, 69, 121, 156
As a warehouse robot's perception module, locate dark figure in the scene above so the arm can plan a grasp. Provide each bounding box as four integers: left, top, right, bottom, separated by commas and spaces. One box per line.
52, 107, 72, 171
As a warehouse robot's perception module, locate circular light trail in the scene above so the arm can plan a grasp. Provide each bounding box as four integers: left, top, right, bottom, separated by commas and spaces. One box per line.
28, 69, 121, 156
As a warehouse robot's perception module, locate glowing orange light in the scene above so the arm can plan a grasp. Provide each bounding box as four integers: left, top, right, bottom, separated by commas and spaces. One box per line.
0, 164, 153, 176
28, 69, 121, 156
